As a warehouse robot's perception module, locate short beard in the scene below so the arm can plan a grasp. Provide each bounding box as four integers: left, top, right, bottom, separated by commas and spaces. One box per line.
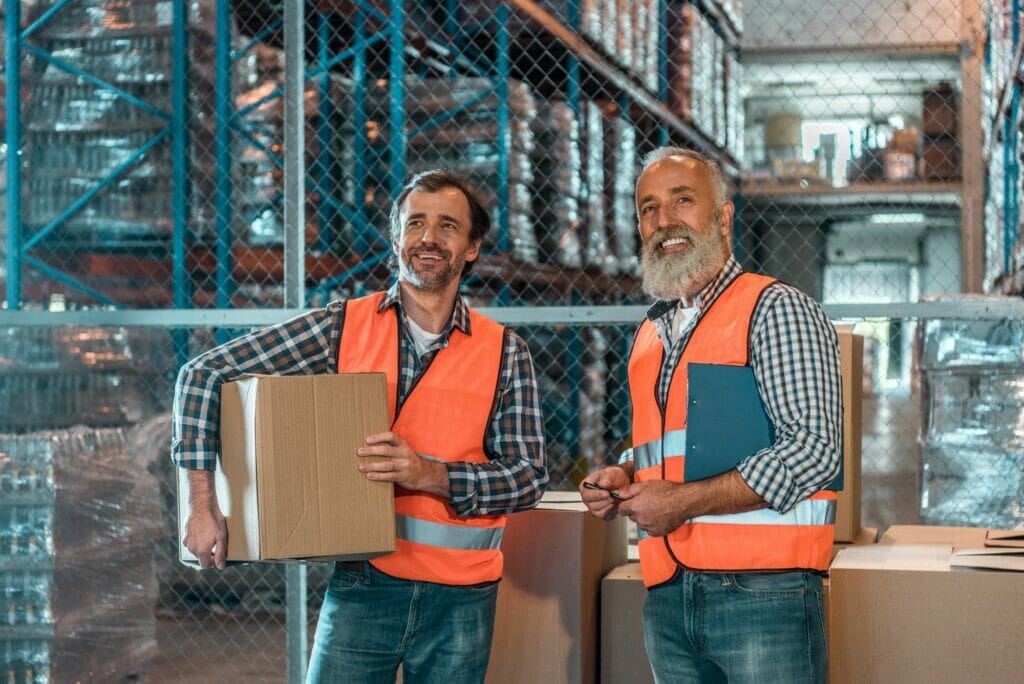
398, 250, 463, 294
640, 219, 727, 301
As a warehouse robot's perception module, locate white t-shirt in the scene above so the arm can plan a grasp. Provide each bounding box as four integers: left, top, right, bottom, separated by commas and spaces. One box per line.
406, 315, 444, 358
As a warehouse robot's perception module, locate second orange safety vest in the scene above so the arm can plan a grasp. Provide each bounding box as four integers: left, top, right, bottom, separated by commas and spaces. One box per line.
338, 292, 508, 585
628, 273, 836, 588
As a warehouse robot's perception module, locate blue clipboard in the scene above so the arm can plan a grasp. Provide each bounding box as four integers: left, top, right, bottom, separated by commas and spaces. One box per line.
684, 363, 843, 490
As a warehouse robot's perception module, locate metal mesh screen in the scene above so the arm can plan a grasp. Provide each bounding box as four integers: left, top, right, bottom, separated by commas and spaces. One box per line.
2, 0, 1023, 680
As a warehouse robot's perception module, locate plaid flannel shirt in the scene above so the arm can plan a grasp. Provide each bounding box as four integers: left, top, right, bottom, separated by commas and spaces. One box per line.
172, 283, 547, 516
645, 257, 843, 513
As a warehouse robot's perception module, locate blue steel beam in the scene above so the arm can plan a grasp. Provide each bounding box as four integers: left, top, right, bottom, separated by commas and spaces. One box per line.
24, 256, 118, 308
172, 0, 191, 366
232, 18, 284, 62
315, 11, 338, 255
23, 44, 171, 120
1004, 0, 1022, 275
353, 6, 372, 258
389, 0, 406, 201
21, 0, 73, 40
24, 128, 171, 252
6, 1, 23, 308
658, 0, 670, 146
215, 0, 234, 314
496, 6, 510, 254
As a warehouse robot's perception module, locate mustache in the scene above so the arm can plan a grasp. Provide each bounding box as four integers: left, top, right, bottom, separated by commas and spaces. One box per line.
409, 246, 451, 258
647, 225, 697, 249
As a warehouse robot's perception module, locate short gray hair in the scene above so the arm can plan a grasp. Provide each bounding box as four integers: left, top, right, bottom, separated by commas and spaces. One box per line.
639, 147, 727, 210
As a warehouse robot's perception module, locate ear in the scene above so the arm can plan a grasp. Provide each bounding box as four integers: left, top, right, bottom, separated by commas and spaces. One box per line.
718, 201, 736, 237
465, 238, 482, 263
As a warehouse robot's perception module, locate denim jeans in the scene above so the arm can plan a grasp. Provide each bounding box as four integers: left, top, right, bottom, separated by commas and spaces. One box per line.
305, 561, 499, 684
643, 570, 827, 684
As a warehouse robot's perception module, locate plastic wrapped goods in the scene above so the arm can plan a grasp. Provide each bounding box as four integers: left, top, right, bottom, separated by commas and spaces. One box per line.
0, 422, 164, 682
532, 100, 583, 269
0, 326, 173, 431
356, 77, 539, 263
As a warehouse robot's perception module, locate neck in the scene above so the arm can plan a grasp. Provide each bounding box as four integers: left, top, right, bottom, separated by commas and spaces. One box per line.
397, 281, 459, 334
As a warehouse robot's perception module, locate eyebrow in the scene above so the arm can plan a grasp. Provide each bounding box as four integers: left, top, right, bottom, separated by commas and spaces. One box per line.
638, 185, 698, 206
405, 212, 463, 226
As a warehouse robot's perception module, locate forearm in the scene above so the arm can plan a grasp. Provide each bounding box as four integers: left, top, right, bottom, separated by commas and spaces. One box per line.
682, 469, 766, 518
187, 469, 218, 509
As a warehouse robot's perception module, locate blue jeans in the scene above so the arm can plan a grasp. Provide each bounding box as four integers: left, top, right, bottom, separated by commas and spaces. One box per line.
306, 562, 499, 684
643, 570, 827, 684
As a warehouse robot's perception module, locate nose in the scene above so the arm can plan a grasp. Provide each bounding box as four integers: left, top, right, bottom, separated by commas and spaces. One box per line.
420, 221, 440, 243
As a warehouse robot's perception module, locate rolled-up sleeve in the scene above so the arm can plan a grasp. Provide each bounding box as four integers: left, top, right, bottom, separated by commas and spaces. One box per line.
736, 285, 843, 513
171, 303, 344, 470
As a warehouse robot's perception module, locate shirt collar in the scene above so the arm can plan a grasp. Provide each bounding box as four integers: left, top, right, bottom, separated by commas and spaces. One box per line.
645, 256, 743, 324
378, 282, 473, 336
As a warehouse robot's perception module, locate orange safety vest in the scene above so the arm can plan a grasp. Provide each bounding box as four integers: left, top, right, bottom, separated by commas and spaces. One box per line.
337, 292, 508, 585
629, 273, 836, 588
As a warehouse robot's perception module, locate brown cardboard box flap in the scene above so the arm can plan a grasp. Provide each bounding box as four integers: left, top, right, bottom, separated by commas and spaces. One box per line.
832, 543, 953, 572
950, 546, 1024, 572
985, 528, 1024, 548
879, 524, 988, 549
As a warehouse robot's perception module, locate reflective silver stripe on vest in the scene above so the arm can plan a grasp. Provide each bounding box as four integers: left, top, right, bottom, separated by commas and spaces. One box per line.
637, 498, 834, 542
633, 430, 686, 471
396, 514, 504, 551
689, 498, 836, 526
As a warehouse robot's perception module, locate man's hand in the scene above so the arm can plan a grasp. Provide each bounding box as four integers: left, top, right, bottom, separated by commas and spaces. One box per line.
183, 470, 227, 570
580, 465, 633, 520
358, 431, 450, 497
618, 480, 691, 537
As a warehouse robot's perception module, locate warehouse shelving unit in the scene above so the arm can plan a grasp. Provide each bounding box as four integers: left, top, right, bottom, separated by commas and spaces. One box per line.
3, 0, 742, 311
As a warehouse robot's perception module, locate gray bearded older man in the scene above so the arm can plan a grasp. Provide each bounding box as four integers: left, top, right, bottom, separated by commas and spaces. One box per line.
582, 147, 843, 684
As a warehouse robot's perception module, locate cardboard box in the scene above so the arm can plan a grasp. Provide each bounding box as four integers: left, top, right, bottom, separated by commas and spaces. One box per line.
486, 493, 627, 684
600, 563, 654, 684
835, 329, 864, 542
830, 526, 878, 564
829, 525, 1024, 684
178, 373, 395, 564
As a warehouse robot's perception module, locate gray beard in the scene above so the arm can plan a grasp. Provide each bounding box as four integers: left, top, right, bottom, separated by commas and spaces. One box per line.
398, 255, 462, 294
640, 221, 727, 301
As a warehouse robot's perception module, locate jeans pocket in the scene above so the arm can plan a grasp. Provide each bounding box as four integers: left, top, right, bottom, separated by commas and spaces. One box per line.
723, 571, 809, 597
327, 565, 365, 592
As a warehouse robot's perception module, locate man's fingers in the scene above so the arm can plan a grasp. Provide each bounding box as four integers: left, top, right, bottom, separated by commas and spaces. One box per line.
357, 444, 397, 458
364, 431, 398, 446
214, 534, 228, 570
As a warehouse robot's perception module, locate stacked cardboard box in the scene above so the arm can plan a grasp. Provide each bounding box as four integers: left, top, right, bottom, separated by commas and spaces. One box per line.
829, 525, 1024, 683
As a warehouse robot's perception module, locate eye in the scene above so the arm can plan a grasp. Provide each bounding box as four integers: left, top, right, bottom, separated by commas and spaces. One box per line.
442, 222, 457, 230
640, 205, 655, 215
676, 196, 694, 205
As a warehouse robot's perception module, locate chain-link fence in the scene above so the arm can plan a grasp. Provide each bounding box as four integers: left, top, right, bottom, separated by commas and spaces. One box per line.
3, 0, 1024, 680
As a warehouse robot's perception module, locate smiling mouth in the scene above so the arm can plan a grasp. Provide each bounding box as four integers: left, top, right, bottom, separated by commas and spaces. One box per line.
413, 253, 446, 261
658, 237, 691, 252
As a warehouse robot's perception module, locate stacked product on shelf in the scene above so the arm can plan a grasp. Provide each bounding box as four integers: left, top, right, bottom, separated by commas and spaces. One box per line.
531, 99, 584, 269
607, 111, 639, 277
666, 2, 743, 158
583, 101, 616, 274
20, 0, 216, 248
917, 297, 1024, 529
920, 83, 959, 181
358, 77, 539, 264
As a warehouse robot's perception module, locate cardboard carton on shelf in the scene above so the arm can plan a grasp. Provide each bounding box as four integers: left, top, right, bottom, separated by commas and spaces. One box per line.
486, 492, 627, 684
834, 327, 864, 543
829, 525, 1024, 684
177, 373, 395, 565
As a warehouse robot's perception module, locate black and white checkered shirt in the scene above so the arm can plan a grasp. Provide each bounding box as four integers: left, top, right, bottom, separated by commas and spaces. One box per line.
172, 283, 547, 516
645, 257, 842, 514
